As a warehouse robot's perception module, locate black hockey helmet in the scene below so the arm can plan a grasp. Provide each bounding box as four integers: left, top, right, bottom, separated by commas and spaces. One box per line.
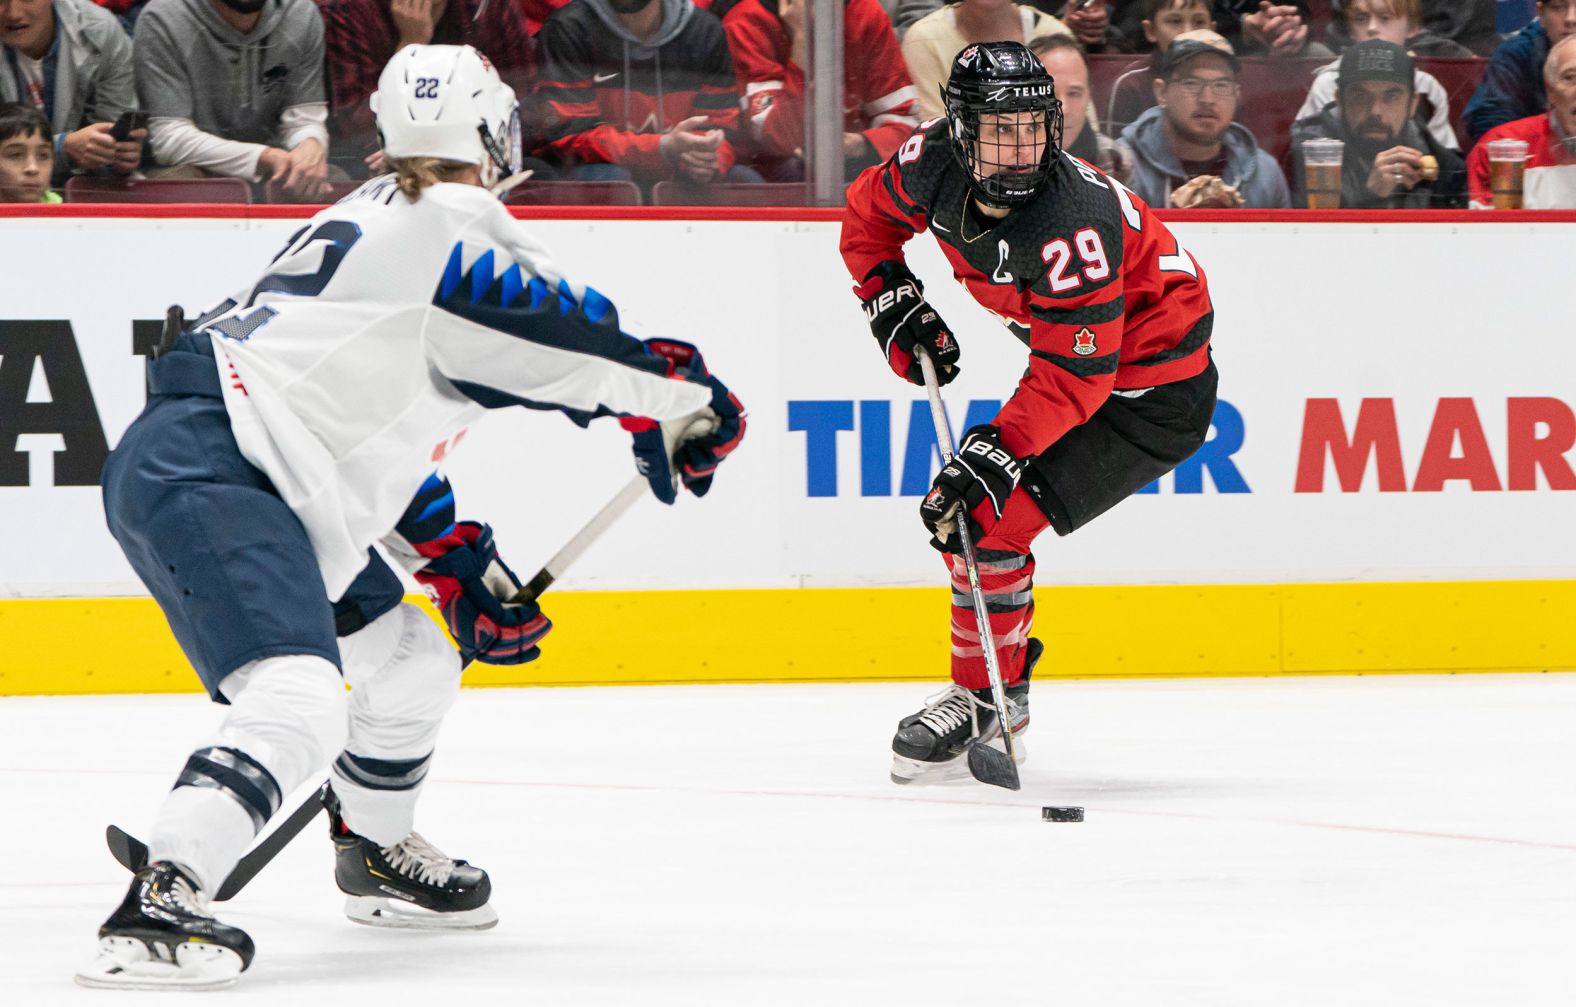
943, 41, 1063, 208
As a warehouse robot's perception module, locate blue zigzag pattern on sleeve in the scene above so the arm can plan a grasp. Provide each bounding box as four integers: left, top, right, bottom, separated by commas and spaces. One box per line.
430, 248, 683, 425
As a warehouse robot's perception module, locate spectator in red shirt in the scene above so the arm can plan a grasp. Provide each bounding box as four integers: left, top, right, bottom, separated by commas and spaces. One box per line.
1468, 34, 1576, 207
536, 0, 759, 187
318, 0, 536, 173
717, 0, 917, 182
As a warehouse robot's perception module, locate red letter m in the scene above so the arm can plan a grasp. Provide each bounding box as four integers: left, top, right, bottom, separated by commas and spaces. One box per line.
1295, 398, 1407, 493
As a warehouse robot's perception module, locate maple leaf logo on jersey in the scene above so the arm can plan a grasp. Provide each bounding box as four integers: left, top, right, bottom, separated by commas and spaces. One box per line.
1072, 328, 1097, 356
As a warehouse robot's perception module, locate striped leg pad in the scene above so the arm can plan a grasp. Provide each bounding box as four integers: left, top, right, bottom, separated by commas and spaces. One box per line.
173, 746, 282, 832
947, 548, 1036, 691
333, 750, 433, 793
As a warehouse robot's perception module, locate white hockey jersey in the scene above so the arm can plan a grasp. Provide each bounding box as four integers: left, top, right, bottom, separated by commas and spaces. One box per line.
199, 178, 713, 599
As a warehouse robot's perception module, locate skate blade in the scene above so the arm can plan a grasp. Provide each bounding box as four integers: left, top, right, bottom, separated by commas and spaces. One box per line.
890, 737, 1027, 786
74, 935, 242, 990
345, 895, 499, 931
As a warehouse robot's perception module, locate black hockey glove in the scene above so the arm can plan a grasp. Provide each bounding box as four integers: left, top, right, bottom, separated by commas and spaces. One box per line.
919, 425, 1022, 553
856, 261, 960, 386
622, 338, 747, 503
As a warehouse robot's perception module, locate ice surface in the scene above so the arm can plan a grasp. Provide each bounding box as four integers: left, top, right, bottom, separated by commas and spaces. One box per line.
3, 674, 1574, 1005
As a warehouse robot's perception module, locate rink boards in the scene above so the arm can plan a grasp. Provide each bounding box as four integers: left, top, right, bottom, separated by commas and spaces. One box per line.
0, 207, 1572, 693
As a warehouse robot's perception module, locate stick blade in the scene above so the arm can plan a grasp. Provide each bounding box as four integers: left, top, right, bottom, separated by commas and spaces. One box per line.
105, 825, 148, 872
967, 743, 1021, 791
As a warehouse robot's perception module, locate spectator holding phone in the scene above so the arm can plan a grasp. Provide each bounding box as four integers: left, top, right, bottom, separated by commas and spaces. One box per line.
0, 0, 143, 184
134, 0, 331, 200
0, 100, 62, 199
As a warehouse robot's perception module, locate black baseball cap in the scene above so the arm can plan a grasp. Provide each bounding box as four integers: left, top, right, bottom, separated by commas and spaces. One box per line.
1337, 39, 1414, 90
1159, 38, 1241, 78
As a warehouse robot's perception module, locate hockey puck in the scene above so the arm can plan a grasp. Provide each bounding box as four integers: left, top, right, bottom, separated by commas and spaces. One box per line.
1041, 806, 1084, 822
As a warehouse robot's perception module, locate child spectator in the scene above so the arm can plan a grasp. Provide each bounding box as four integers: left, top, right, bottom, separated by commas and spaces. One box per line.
1467, 34, 1576, 207
717, 0, 917, 181
1297, 0, 1463, 152
1290, 38, 1466, 206
1464, 0, 1576, 144
1031, 33, 1131, 181
901, 0, 1070, 120
1118, 35, 1289, 205
1, 0, 143, 185
1324, 0, 1474, 55
1106, 0, 1213, 137
0, 101, 61, 199
536, 0, 760, 187
319, 0, 536, 174
134, 0, 331, 200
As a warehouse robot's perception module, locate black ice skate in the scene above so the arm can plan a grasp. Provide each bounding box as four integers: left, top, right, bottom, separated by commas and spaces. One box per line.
890, 639, 1042, 785
75, 861, 255, 991
325, 787, 498, 930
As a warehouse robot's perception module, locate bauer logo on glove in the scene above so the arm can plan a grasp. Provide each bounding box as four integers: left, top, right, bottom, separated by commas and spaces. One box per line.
856, 261, 961, 386
919, 426, 1022, 553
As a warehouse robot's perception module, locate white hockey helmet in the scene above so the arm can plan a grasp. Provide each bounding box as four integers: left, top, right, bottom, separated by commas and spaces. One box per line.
371, 44, 521, 188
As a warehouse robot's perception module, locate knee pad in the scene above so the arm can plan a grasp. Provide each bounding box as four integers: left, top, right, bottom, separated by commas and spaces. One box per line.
207, 654, 348, 801
344, 603, 462, 738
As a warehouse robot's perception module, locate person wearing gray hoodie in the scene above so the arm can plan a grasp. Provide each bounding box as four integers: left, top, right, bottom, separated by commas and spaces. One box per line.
536, 0, 759, 187
0, 0, 143, 185
134, 0, 329, 198
1117, 37, 1290, 208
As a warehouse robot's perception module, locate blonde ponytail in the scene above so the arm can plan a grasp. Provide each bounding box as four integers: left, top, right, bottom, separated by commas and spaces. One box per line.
388, 156, 473, 201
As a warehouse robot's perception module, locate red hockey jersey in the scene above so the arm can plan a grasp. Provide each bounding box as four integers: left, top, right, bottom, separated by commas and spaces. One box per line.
841, 118, 1214, 460
717, 0, 918, 161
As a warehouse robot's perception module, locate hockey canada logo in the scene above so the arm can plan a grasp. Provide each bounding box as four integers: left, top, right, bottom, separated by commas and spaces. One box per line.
1072, 327, 1097, 356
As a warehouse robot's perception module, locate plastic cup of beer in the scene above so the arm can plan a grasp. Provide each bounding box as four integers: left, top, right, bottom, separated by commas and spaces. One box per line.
1486, 138, 1530, 209
1302, 138, 1344, 209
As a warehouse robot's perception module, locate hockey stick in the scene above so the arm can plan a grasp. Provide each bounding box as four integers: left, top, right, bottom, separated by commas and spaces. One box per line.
917, 350, 1022, 792
512, 412, 718, 604
104, 441, 694, 894
105, 782, 330, 900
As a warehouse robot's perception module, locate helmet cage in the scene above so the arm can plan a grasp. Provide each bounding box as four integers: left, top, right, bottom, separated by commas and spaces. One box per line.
944, 76, 1064, 208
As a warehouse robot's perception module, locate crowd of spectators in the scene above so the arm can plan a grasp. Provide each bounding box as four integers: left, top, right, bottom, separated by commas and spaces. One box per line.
0, 0, 1571, 208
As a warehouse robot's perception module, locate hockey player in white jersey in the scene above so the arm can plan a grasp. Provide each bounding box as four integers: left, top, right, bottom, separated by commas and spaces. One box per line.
75, 45, 746, 991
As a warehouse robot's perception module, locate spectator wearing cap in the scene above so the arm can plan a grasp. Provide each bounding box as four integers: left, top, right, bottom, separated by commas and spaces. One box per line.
900, 0, 1070, 120
1118, 34, 1289, 206
1105, 0, 1214, 139
1464, 0, 1576, 145
1290, 38, 1466, 207
718, 0, 917, 182
1467, 34, 1576, 207
134, 0, 331, 200
0, 0, 143, 185
1031, 33, 1130, 181
318, 0, 536, 175
1296, 0, 1463, 153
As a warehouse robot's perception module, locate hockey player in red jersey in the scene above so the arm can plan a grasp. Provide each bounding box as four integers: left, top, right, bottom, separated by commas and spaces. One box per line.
841, 41, 1219, 784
